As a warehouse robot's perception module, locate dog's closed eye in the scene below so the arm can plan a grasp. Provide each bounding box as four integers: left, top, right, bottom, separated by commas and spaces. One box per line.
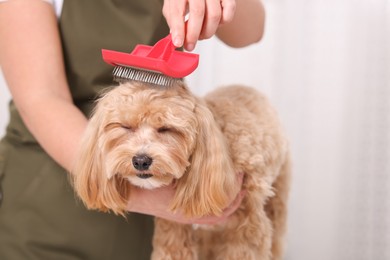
104, 122, 132, 132
120, 124, 132, 131
157, 126, 171, 133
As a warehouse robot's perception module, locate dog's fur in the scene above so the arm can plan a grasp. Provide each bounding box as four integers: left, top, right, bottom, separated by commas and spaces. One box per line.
72, 81, 291, 260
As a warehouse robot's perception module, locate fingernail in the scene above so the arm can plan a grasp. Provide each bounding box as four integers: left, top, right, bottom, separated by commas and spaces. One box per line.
173, 37, 183, 47
186, 43, 195, 51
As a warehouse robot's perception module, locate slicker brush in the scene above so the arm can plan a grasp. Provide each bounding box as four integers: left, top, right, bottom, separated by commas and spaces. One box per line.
102, 34, 199, 87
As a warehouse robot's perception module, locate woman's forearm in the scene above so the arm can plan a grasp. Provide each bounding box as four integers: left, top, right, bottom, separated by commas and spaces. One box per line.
216, 0, 265, 47
17, 96, 88, 172
0, 0, 87, 172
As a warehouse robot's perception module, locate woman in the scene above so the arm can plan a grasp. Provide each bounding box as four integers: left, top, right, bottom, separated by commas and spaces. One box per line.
0, 0, 265, 259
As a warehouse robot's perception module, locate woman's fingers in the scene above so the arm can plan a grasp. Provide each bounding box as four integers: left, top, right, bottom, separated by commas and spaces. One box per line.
184, 0, 205, 51
220, 0, 236, 24
163, 0, 237, 51
163, 0, 187, 47
198, 0, 221, 40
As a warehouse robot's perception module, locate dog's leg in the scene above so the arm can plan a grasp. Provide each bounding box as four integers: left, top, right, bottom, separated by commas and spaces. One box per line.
265, 156, 291, 260
151, 218, 198, 260
204, 200, 273, 260
195, 228, 217, 260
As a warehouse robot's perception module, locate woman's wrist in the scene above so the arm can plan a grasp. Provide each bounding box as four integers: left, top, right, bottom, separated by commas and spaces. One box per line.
216, 0, 265, 47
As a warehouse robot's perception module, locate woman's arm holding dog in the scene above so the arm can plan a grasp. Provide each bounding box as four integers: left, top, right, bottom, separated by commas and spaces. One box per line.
0, 0, 88, 172
128, 182, 245, 225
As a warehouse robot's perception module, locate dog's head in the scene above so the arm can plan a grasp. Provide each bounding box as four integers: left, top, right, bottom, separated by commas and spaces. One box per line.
72, 82, 236, 217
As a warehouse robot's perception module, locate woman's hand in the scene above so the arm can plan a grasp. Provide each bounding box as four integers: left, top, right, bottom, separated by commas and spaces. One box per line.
127, 173, 245, 224
163, 0, 236, 51
162, 0, 265, 51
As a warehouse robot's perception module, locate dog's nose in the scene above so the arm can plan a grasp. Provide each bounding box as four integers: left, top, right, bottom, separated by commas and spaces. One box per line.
132, 154, 153, 171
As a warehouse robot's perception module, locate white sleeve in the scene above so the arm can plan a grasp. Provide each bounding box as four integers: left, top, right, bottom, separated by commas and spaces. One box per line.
0, 0, 54, 3
0, 0, 63, 18
0, 0, 53, 3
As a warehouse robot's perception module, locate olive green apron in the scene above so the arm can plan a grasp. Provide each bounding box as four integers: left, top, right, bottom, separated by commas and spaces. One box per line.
0, 0, 169, 259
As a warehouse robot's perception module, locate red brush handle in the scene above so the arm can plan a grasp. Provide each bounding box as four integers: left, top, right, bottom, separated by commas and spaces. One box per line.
146, 34, 175, 61
102, 34, 199, 78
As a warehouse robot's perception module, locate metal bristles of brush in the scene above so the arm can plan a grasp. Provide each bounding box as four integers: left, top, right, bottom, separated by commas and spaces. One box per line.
112, 66, 182, 87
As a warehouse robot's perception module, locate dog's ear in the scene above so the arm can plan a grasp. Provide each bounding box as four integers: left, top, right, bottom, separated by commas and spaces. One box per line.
71, 104, 129, 216
170, 100, 237, 217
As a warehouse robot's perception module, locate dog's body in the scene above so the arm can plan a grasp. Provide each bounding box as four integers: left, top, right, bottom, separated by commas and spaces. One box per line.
72, 82, 290, 260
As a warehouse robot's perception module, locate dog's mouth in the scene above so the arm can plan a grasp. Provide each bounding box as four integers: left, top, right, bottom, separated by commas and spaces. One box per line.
136, 173, 153, 179
129, 171, 175, 190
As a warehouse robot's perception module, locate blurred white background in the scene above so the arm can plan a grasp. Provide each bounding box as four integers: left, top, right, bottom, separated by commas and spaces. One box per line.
0, 70, 9, 137
1, 0, 389, 259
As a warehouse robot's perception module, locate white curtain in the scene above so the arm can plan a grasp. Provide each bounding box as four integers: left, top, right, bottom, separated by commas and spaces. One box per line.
187, 0, 390, 259
0, 0, 389, 259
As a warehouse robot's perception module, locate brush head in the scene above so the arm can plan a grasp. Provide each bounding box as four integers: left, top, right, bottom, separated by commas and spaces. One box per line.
102, 34, 199, 86
112, 66, 183, 87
